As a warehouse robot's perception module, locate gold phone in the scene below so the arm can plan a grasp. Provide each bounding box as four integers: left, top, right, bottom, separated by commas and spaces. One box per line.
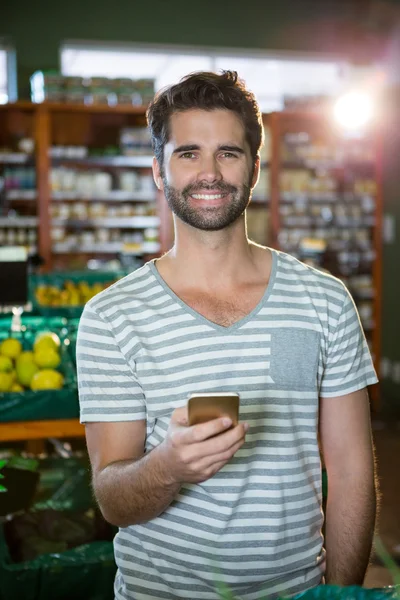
187, 392, 240, 426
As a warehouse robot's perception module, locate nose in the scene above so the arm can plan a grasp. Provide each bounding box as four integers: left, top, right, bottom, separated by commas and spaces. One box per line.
196, 155, 223, 184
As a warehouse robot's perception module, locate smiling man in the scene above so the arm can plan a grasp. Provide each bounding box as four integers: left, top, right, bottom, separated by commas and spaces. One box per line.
77, 71, 378, 600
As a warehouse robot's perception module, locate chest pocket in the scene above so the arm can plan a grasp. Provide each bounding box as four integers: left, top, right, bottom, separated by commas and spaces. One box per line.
270, 329, 320, 390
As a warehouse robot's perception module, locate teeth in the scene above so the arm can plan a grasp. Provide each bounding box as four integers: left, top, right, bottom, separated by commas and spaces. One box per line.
192, 194, 223, 200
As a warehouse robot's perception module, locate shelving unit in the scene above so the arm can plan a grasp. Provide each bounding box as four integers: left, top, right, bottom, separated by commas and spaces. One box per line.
0, 102, 167, 271
264, 111, 382, 408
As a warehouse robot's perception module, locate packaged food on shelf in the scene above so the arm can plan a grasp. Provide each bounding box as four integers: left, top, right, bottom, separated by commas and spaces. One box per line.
30, 71, 65, 103
4, 167, 36, 192
96, 229, 110, 244
51, 228, 66, 243
88, 203, 107, 218
144, 228, 158, 243
119, 170, 140, 192
120, 127, 153, 156
31, 71, 155, 107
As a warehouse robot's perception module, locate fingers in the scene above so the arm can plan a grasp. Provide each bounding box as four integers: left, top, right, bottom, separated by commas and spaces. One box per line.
170, 406, 188, 426
182, 417, 243, 445
192, 438, 246, 481
205, 437, 246, 467
177, 422, 247, 464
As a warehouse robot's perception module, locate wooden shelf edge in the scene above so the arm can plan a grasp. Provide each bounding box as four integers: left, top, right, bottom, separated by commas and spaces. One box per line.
0, 101, 148, 115
0, 418, 85, 442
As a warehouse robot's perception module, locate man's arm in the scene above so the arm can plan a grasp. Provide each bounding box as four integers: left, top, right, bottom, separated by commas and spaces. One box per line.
319, 388, 377, 585
86, 407, 247, 527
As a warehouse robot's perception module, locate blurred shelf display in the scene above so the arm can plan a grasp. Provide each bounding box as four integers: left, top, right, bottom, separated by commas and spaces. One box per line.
263, 111, 382, 406
53, 241, 160, 254
0, 153, 32, 164
0, 102, 164, 271
52, 216, 160, 228
51, 190, 156, 202
6, 189, 37, 201
0, 217, 38, 227
30, 72, 155, 106
51, 155, 154, 168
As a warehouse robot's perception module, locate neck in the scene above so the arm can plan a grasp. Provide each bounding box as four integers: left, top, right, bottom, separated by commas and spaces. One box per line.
160, 214, 265, 290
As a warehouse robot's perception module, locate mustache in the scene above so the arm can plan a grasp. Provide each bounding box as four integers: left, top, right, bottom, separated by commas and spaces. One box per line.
182, 181, 238, 195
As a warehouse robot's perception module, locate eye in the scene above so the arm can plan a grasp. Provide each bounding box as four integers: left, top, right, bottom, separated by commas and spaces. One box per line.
220, 152, 237, 159
180, 152, 197, 159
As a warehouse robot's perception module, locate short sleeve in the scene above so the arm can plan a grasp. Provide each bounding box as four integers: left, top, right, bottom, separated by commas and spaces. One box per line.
77, 305, 146, 423
319, 287, 378, 398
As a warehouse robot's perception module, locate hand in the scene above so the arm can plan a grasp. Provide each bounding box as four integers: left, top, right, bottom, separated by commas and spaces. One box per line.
159, 406, 249, 485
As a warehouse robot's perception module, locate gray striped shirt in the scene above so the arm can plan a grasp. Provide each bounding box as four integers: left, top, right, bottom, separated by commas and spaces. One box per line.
77, 248, 378, 600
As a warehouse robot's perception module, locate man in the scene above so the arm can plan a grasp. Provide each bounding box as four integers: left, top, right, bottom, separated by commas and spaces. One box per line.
77, 71, 378, 600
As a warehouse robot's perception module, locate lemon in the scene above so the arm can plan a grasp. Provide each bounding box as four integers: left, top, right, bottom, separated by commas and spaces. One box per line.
16, 361, 39, 387
34, 348, 61, 369
16, 351, 35, 365
10, 383, 24, 392
30, 369, 64, 391
0, 372, 13, 392
33, 332, 61, 354
0, 338, 22, 360
0, 355, 13, 373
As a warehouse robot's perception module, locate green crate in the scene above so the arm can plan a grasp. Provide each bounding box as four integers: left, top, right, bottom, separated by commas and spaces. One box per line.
0, 526, 116, 600
29, 270, 128, 318
0, 320, 78, 422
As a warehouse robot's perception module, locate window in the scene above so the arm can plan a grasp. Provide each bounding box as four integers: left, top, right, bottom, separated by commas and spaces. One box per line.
61, 42, 349, 112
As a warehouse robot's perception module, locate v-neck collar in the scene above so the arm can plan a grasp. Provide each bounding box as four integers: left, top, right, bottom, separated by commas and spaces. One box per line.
148, 248, 278, 333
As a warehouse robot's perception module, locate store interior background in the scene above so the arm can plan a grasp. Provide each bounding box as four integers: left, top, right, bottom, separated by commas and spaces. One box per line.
1, 0, 400, 593
5, 0, 400, 411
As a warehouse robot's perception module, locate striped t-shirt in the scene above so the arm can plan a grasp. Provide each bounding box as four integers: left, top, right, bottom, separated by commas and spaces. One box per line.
77, 248, 378, 600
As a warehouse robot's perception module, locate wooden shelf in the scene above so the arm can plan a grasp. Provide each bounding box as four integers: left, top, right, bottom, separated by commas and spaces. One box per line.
0, 101, 148, 115
42, 102, 149, 115
51, 155, 153, 168
52, 216, 159, 228
0, 418, 85, 442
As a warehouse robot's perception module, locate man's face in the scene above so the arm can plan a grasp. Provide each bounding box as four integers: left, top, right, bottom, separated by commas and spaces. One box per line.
154, 109, 259, 231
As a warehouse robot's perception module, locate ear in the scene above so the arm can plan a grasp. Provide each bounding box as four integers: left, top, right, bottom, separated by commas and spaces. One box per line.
251, 155, 261, 189
152, 157, 164, 191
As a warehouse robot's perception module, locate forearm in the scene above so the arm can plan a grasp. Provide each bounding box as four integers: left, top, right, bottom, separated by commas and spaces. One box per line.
94, 444, 181, 527
324, 473, 377, 585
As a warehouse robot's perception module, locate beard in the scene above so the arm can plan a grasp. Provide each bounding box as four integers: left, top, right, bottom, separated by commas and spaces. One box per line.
162, 178, 253, 231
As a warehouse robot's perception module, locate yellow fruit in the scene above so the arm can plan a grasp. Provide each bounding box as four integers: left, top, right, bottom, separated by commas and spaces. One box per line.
68, 291, 81, 306
16, 361, 39, 387
0, 372, 13, 392
34, 348, 61, 369
30, 369, 64, 391
33, 332, 61, 353
16, 351, 35, 365
0, 355, 13, 372
0, 338, 22, 360
10, 383, 24, 392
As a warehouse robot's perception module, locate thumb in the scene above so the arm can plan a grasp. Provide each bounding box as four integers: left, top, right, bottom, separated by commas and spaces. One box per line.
170, 405, 189, 426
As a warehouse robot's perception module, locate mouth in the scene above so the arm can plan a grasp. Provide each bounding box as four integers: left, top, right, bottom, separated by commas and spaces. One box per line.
189, 192, 229, 205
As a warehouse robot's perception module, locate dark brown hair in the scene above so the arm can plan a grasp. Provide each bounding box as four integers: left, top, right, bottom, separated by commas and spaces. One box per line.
146, 70, 264, 171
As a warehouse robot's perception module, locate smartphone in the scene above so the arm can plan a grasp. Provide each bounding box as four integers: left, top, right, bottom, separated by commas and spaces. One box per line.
187, 392, 240, 427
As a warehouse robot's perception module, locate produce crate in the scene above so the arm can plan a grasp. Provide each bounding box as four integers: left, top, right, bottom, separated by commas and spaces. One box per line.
29, 270, 128, 318
0, 317, 78, 422
0, 527, 116, 600
65, 317, 80, 366
32, 455, 93, 512
0, 455, 116, 600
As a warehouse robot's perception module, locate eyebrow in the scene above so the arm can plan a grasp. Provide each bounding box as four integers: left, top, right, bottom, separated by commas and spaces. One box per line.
173, 144, 245, 155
